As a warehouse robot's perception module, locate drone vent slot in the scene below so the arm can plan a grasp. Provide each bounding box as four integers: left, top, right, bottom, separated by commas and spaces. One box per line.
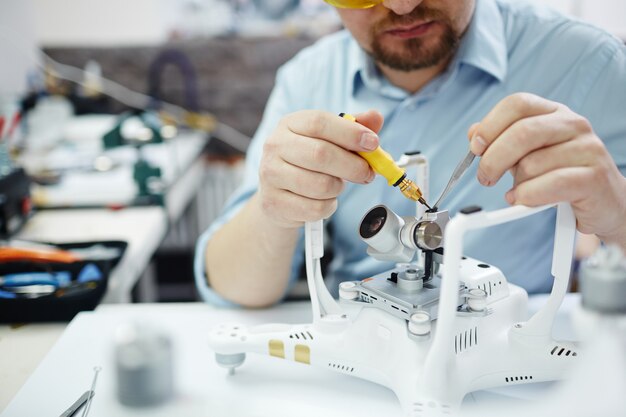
454, 326, 478, 354
505, 375, 533, 383
328, 362, 354, 373
479, 283, 493, 296
289, 331, 314, 341
550, 345, 577, 357
411, 402, 452, 416
476, 280, 503, 297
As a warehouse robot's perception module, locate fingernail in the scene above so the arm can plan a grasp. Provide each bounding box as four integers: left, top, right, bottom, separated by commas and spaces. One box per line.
470, 135, 487, 156
360, 132, 379, 151
505, 189, 516, 205
365, 170, 376, 183
477, 170, 492, 187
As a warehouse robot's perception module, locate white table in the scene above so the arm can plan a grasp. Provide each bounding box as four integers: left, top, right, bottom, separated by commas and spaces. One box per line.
0, 296, 582, 416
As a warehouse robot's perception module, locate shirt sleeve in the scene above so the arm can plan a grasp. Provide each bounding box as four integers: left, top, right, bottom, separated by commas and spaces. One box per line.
193, 62, 308, 307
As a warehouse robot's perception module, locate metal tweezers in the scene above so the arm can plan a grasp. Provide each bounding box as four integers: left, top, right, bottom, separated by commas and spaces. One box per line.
59, 391, 94, 417
60, 366, 101, 417
433, 150, 476, 210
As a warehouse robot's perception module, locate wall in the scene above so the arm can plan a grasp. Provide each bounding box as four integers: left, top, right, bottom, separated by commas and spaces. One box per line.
43, 37, 316, 138
30, 0, 173, 47
0, 1, 39, 96
26, 0, 626, 47
524, 0, 626, 38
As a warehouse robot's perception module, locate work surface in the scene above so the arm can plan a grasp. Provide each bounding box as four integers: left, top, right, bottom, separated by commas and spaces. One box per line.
2, 297, 580, 417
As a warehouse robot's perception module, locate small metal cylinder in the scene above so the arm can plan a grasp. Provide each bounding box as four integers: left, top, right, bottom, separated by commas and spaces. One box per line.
398, 268, 423, 292
414, 221, 443, 251
339, 281, 359, 300
408, 311, 431, 336
467, 288, 487, 312
114, 323, 174, 407
580, 246, 626, 314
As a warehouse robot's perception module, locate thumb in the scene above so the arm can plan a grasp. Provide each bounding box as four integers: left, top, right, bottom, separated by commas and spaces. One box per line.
354, 109, 385, 134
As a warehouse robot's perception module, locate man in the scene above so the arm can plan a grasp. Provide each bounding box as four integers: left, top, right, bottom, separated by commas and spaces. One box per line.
195, 0, 626, 307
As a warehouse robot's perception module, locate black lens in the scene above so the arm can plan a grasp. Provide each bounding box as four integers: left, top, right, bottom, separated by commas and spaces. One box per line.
360, 206, 388, 239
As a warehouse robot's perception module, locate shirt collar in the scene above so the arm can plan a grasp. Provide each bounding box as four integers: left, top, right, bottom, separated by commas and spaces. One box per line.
349, 0, 508, 97
456, 0, 508, 82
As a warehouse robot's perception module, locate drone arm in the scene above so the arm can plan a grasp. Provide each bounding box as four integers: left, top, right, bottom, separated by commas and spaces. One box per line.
422, 204, 575, 398
305, 220, 344, 325
515, 203, 576, 339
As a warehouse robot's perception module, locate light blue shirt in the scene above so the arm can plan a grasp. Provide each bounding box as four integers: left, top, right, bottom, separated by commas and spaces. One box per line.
195, 0, 626, 306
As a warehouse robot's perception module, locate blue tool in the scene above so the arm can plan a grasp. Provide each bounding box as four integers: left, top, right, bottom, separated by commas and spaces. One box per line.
0, 271, 71, 287
0, 264, 102, 289
77, 264, 103, 283
0, 289, 17, 298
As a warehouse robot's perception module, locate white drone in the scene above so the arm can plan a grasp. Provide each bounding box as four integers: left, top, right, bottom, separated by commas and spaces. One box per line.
207, 179, 591, 417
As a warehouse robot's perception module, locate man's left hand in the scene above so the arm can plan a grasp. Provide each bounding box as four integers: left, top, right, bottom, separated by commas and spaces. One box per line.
469, 92, 626, 249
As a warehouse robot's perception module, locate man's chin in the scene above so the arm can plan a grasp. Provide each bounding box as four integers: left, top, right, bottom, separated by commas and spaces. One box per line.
370, 49, 448, 72
370, 35, 458, 71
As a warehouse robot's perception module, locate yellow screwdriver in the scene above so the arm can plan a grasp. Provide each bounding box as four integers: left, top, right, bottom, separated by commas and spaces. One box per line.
340, 113, 432, 210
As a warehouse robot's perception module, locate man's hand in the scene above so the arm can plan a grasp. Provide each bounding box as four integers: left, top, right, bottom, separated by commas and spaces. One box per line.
469, 92, 626, 248
258, 109, 384, 228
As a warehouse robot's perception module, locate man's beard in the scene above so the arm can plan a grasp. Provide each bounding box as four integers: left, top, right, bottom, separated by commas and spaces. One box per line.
368, 7, 461, 72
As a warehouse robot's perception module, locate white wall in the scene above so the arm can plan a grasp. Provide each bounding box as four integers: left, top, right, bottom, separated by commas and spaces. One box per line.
0, 1, 40, 95
525, 0, 626, 38
579, 0, 626, 39
6, 0, 626, 47
29, 0, 175, 47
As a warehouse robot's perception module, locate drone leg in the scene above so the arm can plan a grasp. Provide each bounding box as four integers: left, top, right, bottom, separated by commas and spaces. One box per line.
215, 352, 246, 375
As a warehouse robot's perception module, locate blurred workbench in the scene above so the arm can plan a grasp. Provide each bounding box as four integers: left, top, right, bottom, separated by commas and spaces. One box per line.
14, 131, 215, 304
18, 36, 316, 304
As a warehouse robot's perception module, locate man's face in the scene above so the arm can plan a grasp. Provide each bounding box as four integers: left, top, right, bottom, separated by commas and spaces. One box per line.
337, 0, 475, 72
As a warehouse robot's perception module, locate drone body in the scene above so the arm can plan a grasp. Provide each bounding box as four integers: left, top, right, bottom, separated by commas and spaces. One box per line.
208, 202, 578, 416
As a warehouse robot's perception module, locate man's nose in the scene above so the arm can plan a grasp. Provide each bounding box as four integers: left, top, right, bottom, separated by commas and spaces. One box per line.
382, 0, 424, 15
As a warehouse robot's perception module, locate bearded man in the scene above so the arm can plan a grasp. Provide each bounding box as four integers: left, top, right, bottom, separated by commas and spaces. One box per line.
195, 0, 626, 307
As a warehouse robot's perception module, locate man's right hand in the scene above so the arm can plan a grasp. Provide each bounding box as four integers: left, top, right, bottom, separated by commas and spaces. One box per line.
257, 109, 384, 228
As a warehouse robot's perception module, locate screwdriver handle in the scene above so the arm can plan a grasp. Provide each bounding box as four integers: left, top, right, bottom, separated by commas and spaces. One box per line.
339, 113, 406, 186
357, 147, 405, 186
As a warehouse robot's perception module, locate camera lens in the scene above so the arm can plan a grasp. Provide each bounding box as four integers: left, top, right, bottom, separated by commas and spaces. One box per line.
360, 206, 388, 239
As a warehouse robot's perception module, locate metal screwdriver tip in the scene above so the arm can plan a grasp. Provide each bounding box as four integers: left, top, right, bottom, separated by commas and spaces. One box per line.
418, 197, 432, 210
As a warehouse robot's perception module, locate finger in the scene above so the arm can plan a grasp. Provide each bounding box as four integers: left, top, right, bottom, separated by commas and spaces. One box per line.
266, 188, 338, 223
265, 159, 346, 199
511, 136, 598, 186
470, 93, 559, 156
354, 109, 385, 134
279, 133, 374, 184
477, 111, 584, 185
284, 110, 380, 153
467, 122, 480, 142
506, 166, 594, 206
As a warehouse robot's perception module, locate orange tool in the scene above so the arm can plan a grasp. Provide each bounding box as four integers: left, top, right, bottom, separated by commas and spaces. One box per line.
0, 247, 81, 263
